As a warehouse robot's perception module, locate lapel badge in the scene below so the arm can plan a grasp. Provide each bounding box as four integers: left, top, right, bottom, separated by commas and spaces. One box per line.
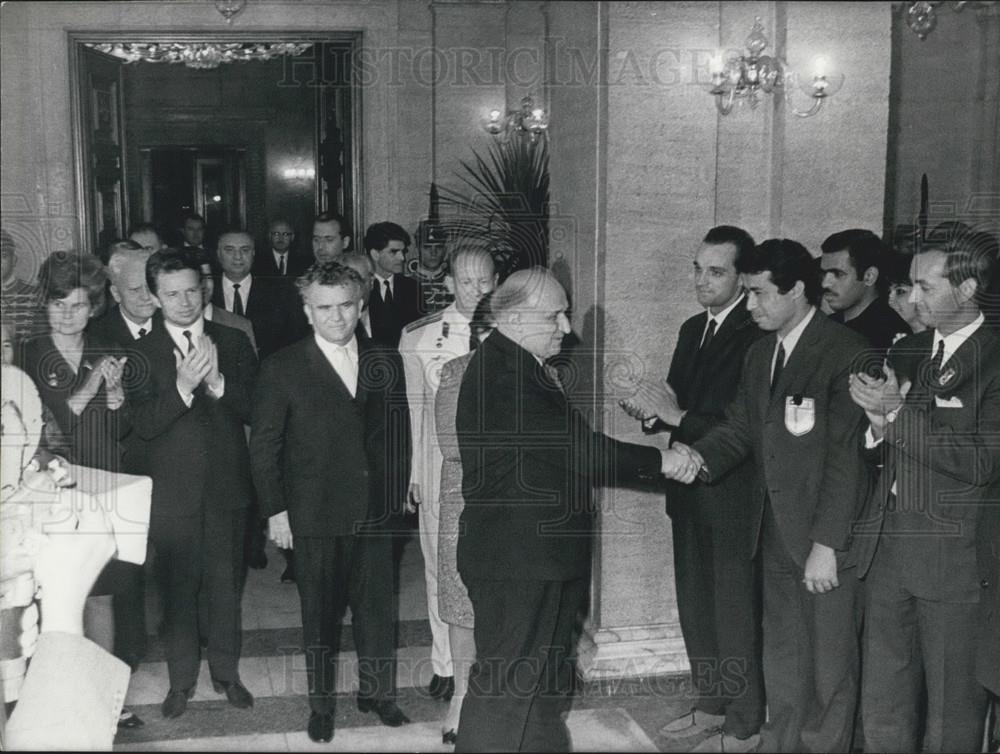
938, 365, 956, 387
46, 372, 59, 388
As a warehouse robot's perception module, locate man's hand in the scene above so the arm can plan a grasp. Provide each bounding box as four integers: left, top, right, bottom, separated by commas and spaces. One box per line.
175, 343, 211, 396
660, 443, 703, 484
803, 542, 839, 594
406, 483, 421, 514
199, 335, 223, 393
268, 511, 293, 550
848, 362, 907, 439
620, 379, 684, 426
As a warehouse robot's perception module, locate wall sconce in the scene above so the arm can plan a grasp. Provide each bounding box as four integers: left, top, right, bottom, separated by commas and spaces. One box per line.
709, 18, 844, 118
901, 1, 997, 40
214, 0, 247, 23
482, 96, 549, 142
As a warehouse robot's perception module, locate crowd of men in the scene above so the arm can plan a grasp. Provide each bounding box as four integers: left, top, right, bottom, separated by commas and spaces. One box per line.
0, 211, 998, 753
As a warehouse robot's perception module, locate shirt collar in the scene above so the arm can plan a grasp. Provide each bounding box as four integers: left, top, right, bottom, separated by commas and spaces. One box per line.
373, 272, 393, 290
706, 293, 745, 328
934, 312, 985, 366
119, 308, 151, 339
164, 316, 205, 352
223, 274, 251, 290
776, 306, 817, 360
313, 332, 358, 357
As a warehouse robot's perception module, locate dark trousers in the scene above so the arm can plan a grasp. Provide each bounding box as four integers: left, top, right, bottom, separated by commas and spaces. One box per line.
294, 533, 396, 714
149, 508, 245, 690
759, 508, 860, 753
672, 511, 764, 738
456, 577, 586, 753
112, 562, 147, 668
862, 545, 987, 753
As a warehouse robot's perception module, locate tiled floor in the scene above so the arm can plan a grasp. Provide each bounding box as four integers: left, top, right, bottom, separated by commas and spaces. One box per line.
113, 533, 701, 752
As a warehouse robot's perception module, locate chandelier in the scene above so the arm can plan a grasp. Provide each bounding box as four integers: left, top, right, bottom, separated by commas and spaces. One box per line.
709, 18, 844, 118
482, 96, 550, 143
900, 1, 997, 39
86, 42, 313, 70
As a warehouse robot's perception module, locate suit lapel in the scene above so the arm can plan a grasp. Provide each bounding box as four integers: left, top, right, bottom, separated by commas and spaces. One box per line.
305, 336, 357, 404
767, 311, 823, 409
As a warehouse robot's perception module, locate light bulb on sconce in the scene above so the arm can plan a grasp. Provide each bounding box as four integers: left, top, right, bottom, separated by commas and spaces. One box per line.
480, 96, 549, 143
708, 18, 844, 118
282, 167, 316, 181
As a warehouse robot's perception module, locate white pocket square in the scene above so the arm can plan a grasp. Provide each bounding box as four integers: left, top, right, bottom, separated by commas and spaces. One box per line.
934, 395, 964, 408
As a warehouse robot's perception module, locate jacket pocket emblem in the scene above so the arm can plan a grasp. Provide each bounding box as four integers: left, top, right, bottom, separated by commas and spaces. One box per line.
785, 395, 815, 437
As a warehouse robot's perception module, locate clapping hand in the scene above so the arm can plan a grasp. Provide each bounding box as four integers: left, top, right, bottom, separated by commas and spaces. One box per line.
175, 342, 212, 396
100, 356, 127, 408
197, 335, 223, 392
620, 379, 684, 426
848, 362, 909, 438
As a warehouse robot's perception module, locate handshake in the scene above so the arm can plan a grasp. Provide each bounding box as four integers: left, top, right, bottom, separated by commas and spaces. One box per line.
659, 442, 705, 484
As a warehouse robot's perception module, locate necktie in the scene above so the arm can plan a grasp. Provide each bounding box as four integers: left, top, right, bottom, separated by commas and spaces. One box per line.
332, 345, 358, 397
278, 254, 286, 275
929, 339, 945, 382
382, 279, 393, 306
700, 318, 717, 352
469, 331, 480, 352
233, 283, 244, 316
137, 327, 147, 338
770, 341, 786, 394
182, 329, 194, 354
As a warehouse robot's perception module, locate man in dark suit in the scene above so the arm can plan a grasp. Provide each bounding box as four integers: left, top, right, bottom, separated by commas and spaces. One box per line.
250, 262, 411, 742
821, 229, 910, 352
667, 240, 871, 753
627, 226, 765, 750
455, 267, 679, 752
128, 249, 257, 719
848, 235, 1000, 752
253, 218, 311, 280
364, 222, 421, 348
212, 229, 295, 360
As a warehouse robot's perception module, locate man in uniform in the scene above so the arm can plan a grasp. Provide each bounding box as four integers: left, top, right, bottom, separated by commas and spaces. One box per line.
398, 248, 497, 705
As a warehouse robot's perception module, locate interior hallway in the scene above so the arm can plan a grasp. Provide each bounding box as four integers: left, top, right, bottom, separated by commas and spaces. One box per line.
112, 530, 702, 752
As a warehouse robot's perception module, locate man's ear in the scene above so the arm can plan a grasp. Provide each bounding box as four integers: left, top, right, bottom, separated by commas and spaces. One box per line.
109, 284, 123, 305
957, 277, 978, 304
790, 279, 806, 300
343, 236, 351, 252
862, 266, 879, 288
444, 274, 455, 296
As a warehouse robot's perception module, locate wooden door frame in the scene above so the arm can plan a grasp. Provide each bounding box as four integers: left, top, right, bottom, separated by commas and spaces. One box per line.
68, 30, 363, 252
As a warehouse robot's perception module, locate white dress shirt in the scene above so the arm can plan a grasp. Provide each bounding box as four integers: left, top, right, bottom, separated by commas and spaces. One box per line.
771, 306, 817, 380
272, 250, 288, 275
701, 293, 745, 345
373, 273, 393, 301
221, 275, 252, 313
314, 333, 358, 397
119, 309, 151, 340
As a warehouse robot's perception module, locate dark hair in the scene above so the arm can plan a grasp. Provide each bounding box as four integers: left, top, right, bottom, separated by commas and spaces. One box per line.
295, 261, 364, 301
737, 239, 823, 306
38, 252, 106, 308
924, 230, 999, 307
926, 220, 974, 246
820, 229, 885, 280
883, 252, 915, 287
471, 290, 497, 340
364, 222, 411, 253
312, 213, 349, 238
145, 248, 204, 295
702, 225, 755, 268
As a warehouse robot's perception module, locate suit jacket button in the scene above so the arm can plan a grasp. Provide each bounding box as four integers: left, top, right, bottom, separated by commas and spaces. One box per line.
983, 578, 992, 588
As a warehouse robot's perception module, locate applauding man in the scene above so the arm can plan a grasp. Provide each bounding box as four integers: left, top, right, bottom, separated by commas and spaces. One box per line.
128, 249, 258, 720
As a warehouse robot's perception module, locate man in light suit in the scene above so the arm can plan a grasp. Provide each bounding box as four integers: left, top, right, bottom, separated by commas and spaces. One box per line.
627, 226, 766, 751
849, 234, 1000, 752
664, 240, 871, 752
399, 248, 497, 706
250, 262, 411, 743
454, 268, 682, 752
128, 249, 257, 719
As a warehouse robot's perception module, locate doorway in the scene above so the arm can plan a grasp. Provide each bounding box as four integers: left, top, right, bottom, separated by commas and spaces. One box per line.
70, 34, 361, 256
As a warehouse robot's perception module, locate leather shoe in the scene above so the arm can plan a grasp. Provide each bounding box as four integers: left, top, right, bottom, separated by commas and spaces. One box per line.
280, 563, 296, 583
442, 728, 458, 745
356, 698, 410, 726
660, 708, 727, 739
307, 712, 334, 743
429, 673, 455, 701
247, 548, 268, 570
212, 678, 254, 709
161, 687, 194, 719
117, 708, 144, 729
